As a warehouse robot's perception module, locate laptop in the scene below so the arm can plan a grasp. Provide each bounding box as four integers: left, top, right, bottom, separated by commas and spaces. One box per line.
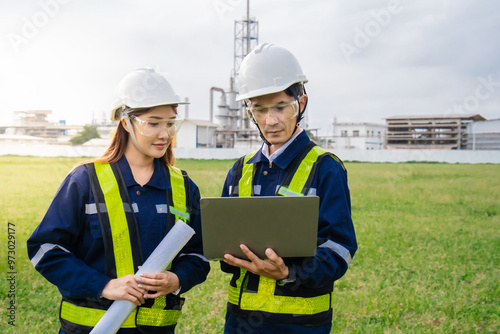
200, 196, 319, 260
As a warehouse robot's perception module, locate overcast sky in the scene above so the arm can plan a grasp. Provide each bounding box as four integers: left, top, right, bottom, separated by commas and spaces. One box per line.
1, 0, 499, 136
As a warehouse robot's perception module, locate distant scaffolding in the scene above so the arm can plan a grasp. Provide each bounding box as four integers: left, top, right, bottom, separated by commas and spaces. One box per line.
384, 114, 486, 150
233, 11, 259, 83
210, 0, 261, 149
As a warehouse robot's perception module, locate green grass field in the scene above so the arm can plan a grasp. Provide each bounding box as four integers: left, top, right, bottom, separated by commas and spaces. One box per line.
1, 156, 498, 333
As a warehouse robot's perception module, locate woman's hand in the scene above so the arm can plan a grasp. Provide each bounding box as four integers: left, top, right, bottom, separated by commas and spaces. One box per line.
135, 271, 180, 299
101, 274, 147, 306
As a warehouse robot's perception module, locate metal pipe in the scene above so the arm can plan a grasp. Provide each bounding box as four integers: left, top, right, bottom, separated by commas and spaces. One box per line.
210, 87, 226, 123
184, 97, 189, 119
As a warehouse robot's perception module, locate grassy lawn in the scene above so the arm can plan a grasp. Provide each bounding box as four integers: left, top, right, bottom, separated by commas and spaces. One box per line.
0, 156, 498, 333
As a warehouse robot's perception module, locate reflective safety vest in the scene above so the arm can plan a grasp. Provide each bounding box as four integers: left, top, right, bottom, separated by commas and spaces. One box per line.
228, 142, 345, 323
60, 162, 191, 333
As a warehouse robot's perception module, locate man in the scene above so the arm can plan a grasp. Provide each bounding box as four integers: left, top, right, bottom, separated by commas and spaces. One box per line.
220, 43, 357, 333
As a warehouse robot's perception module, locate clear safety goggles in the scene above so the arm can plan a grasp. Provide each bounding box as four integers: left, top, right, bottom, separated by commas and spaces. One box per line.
245, 100, 299, 122
131, 116, 183, 137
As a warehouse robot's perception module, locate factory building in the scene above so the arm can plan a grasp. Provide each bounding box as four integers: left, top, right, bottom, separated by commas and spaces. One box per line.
384, 114, 487, 149
0, 110, 81, 142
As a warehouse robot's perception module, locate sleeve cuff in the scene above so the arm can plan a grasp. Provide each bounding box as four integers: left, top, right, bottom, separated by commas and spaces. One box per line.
172, 286, 181, 295
277, 264, 297, 286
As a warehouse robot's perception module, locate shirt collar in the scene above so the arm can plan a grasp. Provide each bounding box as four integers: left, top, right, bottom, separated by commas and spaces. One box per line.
261, 128, 303, 164
117, 156, 170, 190
248, 129, 311, 169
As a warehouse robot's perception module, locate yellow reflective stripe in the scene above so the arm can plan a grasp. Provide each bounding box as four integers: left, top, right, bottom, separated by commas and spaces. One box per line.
287, 147, 322, 194
228, 278, 332, 315
228, 268, 247, 305
60, 301, 136, 328
166, 165, 188, 271
239, 151, 257, 197
240, 291, 332, 315
146, 294, 166, 326
228, 285, 239, 305
136, 295, 180, 326
136, 308, 181, 327
149, 294, 165, 309
257, 275, 276, 295
230, 274, 332, 315
61, 300, 180, 328
277, 186, 304, 197
168, 166, 189, 222
94, 163, 134, 277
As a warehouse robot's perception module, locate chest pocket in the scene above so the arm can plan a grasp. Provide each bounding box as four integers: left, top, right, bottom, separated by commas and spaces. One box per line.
85, 203, 104, 239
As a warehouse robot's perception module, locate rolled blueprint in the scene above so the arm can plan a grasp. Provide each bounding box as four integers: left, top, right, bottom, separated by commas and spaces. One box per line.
89, 220, 195, 334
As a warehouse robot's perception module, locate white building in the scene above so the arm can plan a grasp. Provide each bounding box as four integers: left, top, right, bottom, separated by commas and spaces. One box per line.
466, 119, 500, 150
333, 122, 386, 150
175, 119, 219, 149
1, 110, 82, 138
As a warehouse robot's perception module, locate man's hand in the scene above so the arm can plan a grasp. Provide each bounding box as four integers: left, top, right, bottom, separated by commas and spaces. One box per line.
135, 271, 180, 299
223, 244, 289, 281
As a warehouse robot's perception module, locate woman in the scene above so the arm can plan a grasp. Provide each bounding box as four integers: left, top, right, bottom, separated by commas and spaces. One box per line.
27, 68, 210, 334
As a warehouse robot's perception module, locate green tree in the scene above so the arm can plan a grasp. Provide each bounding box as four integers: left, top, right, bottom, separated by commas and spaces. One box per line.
69, 125, 100, 145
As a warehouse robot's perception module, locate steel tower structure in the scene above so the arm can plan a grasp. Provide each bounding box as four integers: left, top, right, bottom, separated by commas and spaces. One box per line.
233, 0, 259, 88
214, 0, 260, 147
233, 0, 258, 130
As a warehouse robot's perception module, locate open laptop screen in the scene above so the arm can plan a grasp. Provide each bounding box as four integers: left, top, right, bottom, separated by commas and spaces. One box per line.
200, 196, 319, 260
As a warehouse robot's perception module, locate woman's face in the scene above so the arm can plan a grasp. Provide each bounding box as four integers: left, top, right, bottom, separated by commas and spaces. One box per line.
124, 105, 180, 159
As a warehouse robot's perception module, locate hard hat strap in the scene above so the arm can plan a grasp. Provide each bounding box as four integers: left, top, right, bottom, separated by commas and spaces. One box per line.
244, 100, 272, 146
123, 116, 148, 156
289, 84, 307, 140
287, 83, 307, 124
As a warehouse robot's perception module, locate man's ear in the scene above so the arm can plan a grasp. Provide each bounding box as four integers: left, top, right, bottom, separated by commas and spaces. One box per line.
299, 94, 308, 112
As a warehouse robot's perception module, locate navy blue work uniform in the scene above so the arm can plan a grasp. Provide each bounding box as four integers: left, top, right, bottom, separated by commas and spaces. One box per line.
27, 156, 210, 334
220, 130, 357, 334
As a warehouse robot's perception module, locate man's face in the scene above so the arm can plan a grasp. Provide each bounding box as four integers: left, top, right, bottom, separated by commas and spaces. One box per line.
248, 91, 305, 153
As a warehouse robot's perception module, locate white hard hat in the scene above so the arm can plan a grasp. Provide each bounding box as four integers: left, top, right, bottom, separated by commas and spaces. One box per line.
110, 68, 188, 121
235, 43, 308, 102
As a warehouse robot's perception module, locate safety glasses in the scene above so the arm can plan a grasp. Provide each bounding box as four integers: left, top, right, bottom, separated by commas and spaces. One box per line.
245, 100, 299, 122
131, 116, 183, 137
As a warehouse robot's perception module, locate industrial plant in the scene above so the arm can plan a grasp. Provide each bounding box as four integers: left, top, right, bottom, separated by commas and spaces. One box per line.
1, 1, 499, 158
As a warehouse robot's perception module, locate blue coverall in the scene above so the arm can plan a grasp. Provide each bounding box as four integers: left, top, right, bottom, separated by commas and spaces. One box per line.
221, 130, 357, 334
27, 156, 210, 334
